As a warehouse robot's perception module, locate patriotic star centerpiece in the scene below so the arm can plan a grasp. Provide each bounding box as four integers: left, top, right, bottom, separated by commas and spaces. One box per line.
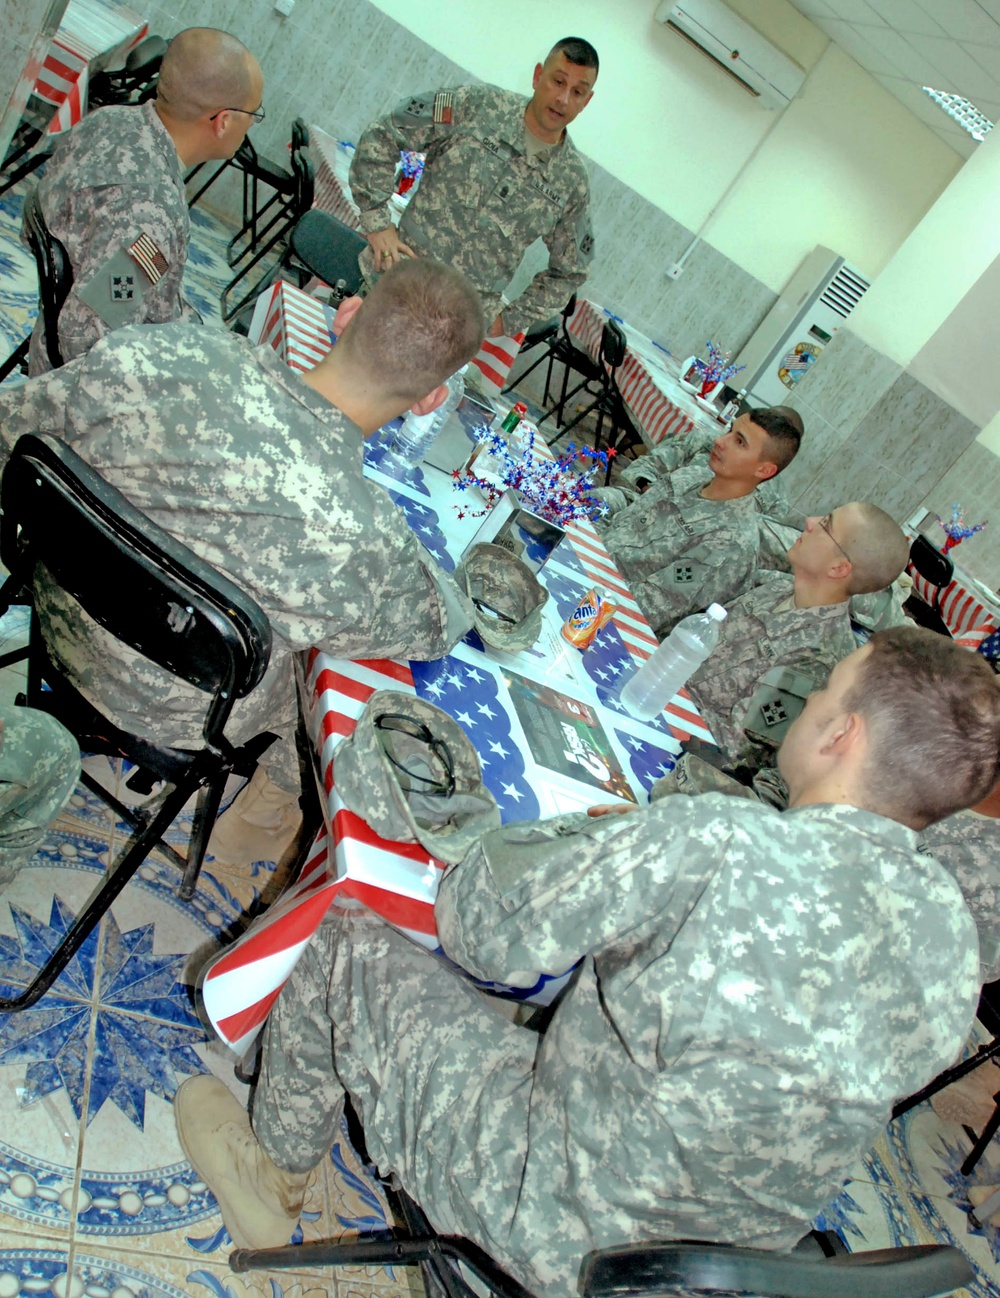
451, 422, 613, 525
936, 503, 987, 554
691, 341, 745, 398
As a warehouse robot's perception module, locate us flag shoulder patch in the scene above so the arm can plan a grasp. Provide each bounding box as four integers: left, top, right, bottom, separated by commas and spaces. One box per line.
128, 231, 169, 285
432, 91, 454, 125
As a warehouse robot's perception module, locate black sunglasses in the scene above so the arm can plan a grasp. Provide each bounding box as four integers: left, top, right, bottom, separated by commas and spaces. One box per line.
472, 596, 518, 626
375, 713, 456, 798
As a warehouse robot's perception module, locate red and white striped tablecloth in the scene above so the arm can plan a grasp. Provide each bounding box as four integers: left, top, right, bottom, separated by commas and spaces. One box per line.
35, 0, 148, 134
908, 568, 999, 645
567, 299, 721, 447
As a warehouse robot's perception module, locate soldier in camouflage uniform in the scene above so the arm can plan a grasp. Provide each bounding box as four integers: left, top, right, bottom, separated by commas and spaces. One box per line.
349, 37, 597, 338
922, 807, 1000, 985
596, 409, 803, 638
0, 260, 484, 794
0, 706, 79, 890
688, 502, 908, 770
28, 28, 263, 374
175, 627, 999, 1296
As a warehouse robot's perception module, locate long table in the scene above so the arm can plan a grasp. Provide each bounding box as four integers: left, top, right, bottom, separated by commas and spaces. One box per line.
568, 298, 725, 447
202, 284, 719, 1053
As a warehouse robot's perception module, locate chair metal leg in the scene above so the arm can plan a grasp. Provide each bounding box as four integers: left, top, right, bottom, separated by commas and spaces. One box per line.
0, 150, 49, 201
0, 777, 195, 1012
961, 1094, 1000, 1175
179, 772, 227, 900
0, 336, 30, 384
186, 160, 229, 210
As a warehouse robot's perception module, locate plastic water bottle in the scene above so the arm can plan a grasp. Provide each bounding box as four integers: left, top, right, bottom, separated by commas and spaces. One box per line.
388, 366, 467, 468
619, 604, 727, 721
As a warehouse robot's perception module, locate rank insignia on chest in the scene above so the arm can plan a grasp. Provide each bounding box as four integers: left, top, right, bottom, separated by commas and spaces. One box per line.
111, 274, 135, 302
433, 91, 454, 125
128, 231, 169, 285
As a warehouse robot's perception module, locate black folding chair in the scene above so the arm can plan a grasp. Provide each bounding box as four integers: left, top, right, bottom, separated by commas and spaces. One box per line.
537, 318, 642, 480
0, 189, 74, 383
903, 535, 954, 638
0, 434, 274, 1012
503, 294, 592, 417
230, 1099, 971, 1298
272, 208, 367, 302
86, 35, 167, 108
220, 147, 314, 324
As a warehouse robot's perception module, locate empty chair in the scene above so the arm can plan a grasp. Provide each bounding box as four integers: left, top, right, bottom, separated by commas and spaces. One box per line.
903, 534, 954, 638
0, 433, 274, 1012
0, 189, 74, 383
87, 35, 168, 109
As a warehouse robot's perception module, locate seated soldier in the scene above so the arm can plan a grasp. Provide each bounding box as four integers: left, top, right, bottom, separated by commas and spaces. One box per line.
175, 626, 998, 1297
688, 502, 909, 771
596, 408, 802, 638
0, 705, 80, 890
27, 28, 264, 374
0, 259, 482, 862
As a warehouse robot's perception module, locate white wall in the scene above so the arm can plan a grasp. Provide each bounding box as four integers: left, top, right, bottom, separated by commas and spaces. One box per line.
366, 0, 961, 293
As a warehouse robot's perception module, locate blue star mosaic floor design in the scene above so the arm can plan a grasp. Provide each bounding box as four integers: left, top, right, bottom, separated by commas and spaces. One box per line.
0, 899, 205, 1129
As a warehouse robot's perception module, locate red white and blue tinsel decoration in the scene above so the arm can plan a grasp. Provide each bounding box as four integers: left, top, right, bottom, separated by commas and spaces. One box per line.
452, 422, 613, 525
693, 340, 745, 387
396, 150, 425, 196
936, 503, 987, 554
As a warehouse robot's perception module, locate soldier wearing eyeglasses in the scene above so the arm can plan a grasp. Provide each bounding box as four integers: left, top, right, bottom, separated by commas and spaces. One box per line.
26, 27, 264, 374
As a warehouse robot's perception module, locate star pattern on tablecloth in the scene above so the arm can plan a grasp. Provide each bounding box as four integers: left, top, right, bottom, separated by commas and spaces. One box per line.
409, 657, 539, 820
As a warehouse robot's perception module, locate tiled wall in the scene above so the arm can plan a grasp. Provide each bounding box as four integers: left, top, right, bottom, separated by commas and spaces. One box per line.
778, 328, 998, 588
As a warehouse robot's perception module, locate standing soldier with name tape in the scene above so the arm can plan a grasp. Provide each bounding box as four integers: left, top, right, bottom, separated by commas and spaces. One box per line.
349, 37, 598, 340
26, 27, 264, 375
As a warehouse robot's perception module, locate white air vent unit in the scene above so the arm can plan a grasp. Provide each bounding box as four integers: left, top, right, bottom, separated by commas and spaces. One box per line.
655, 0, 806, 110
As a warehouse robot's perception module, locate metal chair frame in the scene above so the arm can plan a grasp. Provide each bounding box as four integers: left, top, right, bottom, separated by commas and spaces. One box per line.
0, 434, 274, 1012
0, 189, 73, 383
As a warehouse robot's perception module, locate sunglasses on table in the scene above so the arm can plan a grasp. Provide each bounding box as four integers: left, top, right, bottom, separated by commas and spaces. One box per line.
375, 712, 456, 799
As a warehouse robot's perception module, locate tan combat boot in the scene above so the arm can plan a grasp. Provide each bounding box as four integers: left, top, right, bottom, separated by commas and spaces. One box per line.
174, 1074, 312, 1248
207, 766, 303, 868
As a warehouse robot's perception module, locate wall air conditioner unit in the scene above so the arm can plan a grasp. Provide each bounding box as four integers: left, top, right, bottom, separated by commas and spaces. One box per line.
655, 0, 806, 110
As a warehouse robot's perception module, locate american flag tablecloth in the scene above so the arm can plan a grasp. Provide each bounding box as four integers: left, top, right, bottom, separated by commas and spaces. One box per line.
35, 0, 148, 135
567, 299, 723, 448
907, 567, 999, 645
202, 395, 716, 1050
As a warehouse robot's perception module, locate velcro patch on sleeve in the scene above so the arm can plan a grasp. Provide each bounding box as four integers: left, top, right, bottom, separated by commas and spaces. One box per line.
432, 91, 454, 125
128, 231, 169, 285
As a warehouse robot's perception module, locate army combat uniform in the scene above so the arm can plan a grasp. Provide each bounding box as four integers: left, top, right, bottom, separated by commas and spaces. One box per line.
0, 706, 79, 890
0, 324, 472, 792
28, 100, 199, 375
596, 439, 763, 639
921, 811, 1000, 985
252, 794, 977, 1297
349, 85, 593, 336
687, 570, 856, 769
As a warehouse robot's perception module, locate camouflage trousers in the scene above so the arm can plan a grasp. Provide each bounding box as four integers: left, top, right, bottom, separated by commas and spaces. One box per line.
0, 706, 80, 888
253, 904, 537, 1267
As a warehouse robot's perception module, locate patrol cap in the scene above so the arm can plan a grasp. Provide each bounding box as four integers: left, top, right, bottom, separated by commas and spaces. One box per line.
453, 543, 548, 652
333, 690, 500, 864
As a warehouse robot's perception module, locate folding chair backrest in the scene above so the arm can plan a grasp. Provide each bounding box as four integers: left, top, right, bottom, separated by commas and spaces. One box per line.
22, 189, 73, 371
909, 534, 953, 611
600, 320, 627, 371
289, 209, 366, 295
291, 117, 309, 151
291, 149, 314, 211
1, 435, 271, 744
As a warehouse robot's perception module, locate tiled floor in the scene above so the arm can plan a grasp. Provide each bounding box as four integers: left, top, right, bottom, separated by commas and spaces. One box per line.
1, 165, 1000, 1297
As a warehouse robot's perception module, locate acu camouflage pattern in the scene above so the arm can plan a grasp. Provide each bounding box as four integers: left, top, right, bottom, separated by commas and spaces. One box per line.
349, 84, 593, 336
453, 543, 547, 651
332, 689, 500, 864
596, 455, 762, 639
0, 324, 473, 793
28, 101, 198, 375
0, 705, 80, 889
921, 811, 1000, 984
686, 571, 856, 768
253, 795, 977, 1297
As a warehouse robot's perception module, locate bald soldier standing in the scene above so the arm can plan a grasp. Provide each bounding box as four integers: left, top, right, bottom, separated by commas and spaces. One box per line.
27, 27, 264, 374
349, 37, 598, 339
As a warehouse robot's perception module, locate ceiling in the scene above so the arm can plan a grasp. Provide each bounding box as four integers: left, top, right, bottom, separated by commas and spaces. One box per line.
786, 0, 1000, 158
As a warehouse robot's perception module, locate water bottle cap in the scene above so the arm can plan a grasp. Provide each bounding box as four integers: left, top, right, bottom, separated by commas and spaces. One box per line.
707, 603, 727, 621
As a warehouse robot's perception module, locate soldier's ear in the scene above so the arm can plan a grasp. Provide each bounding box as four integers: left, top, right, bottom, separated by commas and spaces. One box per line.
532, 63, 544, 90
331, 295, 364, 338
754, 460, 778, 482
410, 384, 448, 416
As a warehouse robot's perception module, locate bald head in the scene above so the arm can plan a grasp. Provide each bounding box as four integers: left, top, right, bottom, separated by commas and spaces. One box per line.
156, 28, 261, 121
338, 259, 486, 403
839, 502, 909, 595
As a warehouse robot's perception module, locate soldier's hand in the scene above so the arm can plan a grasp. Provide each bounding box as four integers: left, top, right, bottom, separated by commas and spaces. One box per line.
368, 227, 416, 273
587, 803, 638, 818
